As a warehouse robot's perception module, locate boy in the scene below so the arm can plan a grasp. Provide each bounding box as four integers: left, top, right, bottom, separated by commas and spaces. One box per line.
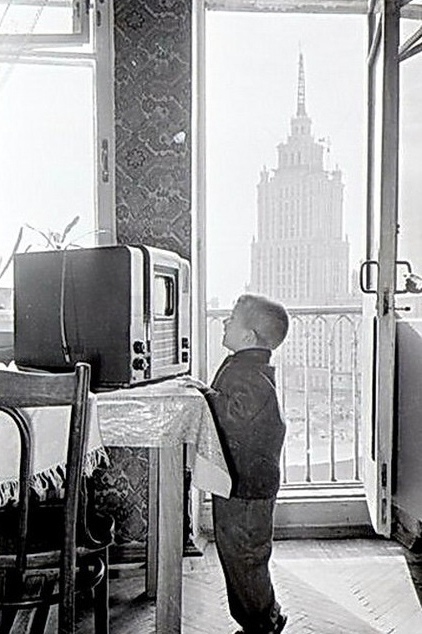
185, 293, 289, 634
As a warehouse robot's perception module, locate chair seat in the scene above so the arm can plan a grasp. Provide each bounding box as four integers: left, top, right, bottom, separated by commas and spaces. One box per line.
0, 568, 59, 606
0, 535, 114, 569
0, 362, 112, 633
0, 558, 106, 608
0, 493, 114, 556
0, 494, 114, 628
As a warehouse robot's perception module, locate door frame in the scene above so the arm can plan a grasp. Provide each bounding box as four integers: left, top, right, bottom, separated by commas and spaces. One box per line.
192, 0, 422, 535
361, 0, 400, 538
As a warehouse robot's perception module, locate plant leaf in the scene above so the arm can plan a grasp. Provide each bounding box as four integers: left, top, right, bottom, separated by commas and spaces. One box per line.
61, 215, 80, 244
25, 223, 56, 249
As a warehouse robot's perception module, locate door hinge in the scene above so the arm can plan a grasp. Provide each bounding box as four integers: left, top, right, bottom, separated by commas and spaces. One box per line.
100, 139, 109, 183
381, 462, 388, 488
381, 497, 387, 525
381, 463, 388, 525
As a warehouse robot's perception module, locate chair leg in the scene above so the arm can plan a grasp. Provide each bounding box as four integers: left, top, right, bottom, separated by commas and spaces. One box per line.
30, 604, 51, 634
30, 577, 56, 634
93, 549, 109, 634
0, 607, 18, 634
58, 576, 76, 634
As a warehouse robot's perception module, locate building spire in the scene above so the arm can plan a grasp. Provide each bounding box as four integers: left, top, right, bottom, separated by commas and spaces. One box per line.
297, 51, 306, 117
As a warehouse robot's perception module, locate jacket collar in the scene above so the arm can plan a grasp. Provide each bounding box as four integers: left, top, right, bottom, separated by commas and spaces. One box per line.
231, 347, 272, 364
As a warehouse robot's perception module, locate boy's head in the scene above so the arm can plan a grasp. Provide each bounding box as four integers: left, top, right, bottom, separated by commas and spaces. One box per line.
223, 294, 289, 353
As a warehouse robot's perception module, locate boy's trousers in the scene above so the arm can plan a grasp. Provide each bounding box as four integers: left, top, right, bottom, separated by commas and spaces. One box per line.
212, 494, 278, 632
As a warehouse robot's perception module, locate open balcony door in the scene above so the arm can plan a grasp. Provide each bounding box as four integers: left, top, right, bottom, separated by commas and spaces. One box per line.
361, 0, 400, 537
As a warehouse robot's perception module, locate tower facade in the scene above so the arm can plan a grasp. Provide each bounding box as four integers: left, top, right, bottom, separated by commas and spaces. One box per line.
250, 53, 350, 306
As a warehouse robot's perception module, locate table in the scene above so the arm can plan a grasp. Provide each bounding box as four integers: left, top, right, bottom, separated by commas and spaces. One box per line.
0, 372, 231, 634
0, 392, 106, 507
97, 378, 230, 634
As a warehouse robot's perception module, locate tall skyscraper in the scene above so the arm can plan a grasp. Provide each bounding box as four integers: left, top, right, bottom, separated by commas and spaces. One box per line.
250, 53, 351, 306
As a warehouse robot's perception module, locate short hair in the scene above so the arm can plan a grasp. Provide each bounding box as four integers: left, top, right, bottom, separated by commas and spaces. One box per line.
235, 294, 289, 350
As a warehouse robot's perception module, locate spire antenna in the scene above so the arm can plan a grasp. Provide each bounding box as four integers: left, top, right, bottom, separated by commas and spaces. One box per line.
297, 51, 306, 117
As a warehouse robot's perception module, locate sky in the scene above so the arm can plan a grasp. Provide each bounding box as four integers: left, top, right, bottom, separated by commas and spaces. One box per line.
0, 5, 95, 288
205, 11, 367, 308
0, 59, 95, 286
1, 9, 421, 299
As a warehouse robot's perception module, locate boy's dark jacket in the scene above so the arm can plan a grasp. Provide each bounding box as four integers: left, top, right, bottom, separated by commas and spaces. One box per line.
204, 348, 286, 499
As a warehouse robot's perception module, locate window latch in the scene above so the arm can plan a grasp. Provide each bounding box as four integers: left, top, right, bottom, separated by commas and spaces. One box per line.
101, 139, 109, 183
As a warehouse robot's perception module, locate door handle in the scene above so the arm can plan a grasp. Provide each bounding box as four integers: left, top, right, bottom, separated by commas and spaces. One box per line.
360, 259, 413, 295
359, 260, 379, 294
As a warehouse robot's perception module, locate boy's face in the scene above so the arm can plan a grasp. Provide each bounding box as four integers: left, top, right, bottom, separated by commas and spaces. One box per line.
222, 303, 254, 352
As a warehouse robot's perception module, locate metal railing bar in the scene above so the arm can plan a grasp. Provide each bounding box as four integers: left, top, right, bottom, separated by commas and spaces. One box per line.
206, 305, 363, 486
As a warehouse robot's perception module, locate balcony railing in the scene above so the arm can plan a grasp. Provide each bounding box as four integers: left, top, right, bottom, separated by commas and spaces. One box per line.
207, 304, 362, 486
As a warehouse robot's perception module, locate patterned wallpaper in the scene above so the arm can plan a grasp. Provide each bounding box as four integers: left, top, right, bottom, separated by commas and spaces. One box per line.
94, 447, 149, 546
107, 1, 192, 548
114, 0, 192, 261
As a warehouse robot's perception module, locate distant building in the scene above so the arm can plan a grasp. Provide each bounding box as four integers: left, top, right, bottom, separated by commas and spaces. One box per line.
250, 52, 351, 307
249, 53, 361, 388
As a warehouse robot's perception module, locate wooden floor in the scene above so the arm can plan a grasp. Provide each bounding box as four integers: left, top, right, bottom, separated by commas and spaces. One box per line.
11, 538, 422, 633
72, 538, 422, 634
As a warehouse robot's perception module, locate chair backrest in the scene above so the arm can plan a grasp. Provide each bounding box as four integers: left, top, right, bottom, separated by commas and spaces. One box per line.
0, 362, 91, 582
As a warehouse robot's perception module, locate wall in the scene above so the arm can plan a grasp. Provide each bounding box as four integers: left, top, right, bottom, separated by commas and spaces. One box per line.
114, 0, 192, 260
394, 319, 422, 547
95, 0, 192, 552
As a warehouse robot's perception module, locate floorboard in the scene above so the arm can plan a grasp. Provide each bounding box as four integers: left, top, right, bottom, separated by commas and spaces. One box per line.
13, 538, 422, 633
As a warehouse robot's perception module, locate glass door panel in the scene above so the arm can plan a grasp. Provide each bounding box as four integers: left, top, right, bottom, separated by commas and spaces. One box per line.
362, 0, 400, 537
205, 9, 367, 495
396, 16, 422, 314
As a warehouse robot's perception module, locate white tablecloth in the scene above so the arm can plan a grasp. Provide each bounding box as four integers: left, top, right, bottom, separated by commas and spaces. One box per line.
0, 393, 107, 507
0, 373, 231, 506
97, 378, 231, 499
0, 362, 107, 506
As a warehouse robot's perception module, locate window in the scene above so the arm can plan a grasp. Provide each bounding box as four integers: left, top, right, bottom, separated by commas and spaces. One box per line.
0, 0, 89, 39
0, 0, 114, 291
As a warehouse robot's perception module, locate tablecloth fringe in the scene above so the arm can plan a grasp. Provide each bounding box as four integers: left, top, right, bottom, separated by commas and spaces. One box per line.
0, 479, 19, 507
0, 446, 110, 507
84, 445, 110, 476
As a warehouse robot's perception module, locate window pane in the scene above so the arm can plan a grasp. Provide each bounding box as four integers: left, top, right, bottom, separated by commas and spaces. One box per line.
0, 60, 95, 288
205, 12, 366, 308
205, 12, 366, 487
0, 0, 80, 36
397, 18, 422, 314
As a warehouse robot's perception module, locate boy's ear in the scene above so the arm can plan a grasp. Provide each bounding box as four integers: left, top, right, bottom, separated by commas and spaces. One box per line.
244, 328, 258, 344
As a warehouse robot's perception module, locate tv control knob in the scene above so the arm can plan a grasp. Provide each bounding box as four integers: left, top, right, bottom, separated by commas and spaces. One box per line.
133, 340, 146, 354
132, 357, 148, 371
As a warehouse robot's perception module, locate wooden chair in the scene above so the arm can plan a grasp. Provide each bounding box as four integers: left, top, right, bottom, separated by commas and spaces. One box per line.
0, 362, 113, 634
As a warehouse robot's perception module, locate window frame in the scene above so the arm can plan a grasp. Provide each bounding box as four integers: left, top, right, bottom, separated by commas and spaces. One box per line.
192, 0, 422, 376
0, 0, 90, 46
192, 0, 422, 533
0, 0, 115, 256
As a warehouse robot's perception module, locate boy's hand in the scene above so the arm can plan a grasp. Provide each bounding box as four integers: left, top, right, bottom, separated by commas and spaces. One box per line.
178, 376, 208, 390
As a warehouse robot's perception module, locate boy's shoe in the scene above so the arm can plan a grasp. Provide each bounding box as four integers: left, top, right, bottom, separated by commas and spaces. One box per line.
272, 613, 288, 632
234, 612, 288, 634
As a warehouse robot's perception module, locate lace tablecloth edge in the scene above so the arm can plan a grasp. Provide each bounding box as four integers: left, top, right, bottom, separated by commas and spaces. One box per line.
0, 446, 109, 508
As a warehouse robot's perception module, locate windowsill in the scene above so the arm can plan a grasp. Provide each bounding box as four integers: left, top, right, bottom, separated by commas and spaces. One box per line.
277, 481, 366, 500
199, 482, 374, 540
